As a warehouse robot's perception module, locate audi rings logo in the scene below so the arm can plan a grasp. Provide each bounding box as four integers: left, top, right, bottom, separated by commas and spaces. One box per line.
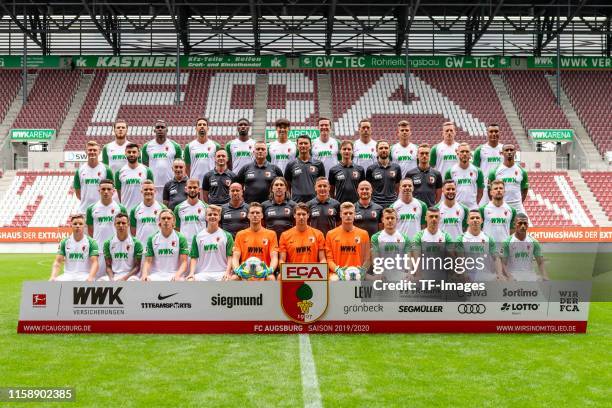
457, 304, 486, 314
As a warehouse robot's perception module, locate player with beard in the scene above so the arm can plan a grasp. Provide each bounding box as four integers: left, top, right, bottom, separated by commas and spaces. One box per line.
142, 120, 183, 201
50, 214, 99, 282
473, 124, 503, 205
502, 213, 548, 282
101, 213, 143, 281
444, 142, 484, 210
311, 117, 341, 177
435, 180, 469, 240
366, 140, 402, 208
479, 180, 517, 243
174, 179, 208, 255
455, 210, 502, 281
142, 209, 189, 281
262, 177, 296, 240
353, 119, 377, 169
184, 117, 221, 182
102, 119, 131, 173
225, 118, 256, 174
115, 143, 154, 211
488, 144, 529, 215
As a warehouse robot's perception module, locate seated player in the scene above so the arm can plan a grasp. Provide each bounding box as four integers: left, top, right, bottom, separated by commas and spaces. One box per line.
455, 209, 502, 282
232, 203, 279, 280
100, 213, 143, 281
325, 202, 371, 281
141, 209, 189, 281
49, 214, 99, 282
412, 207, 454, 279
279, 203, 326, 264
188, 205, 234, 281
502, 213, 548, 282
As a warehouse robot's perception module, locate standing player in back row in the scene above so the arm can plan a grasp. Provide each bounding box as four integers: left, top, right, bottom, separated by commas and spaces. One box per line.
267, 118, 297, 173
142, 120, 183, 201
444, 143, 484, 210
353, 119, 377, 170
473, 124, 503, 205
225, 118, 256, 174
430, 121, 460, 176
102, 119, 131, 173
488, 144, 528, 215
311, 117, 340, 177
284, 134, 326, 203
115, 143, 154, 211
184, 117, 221, 182
390, 120, 419, 177
74, 141, 114, 214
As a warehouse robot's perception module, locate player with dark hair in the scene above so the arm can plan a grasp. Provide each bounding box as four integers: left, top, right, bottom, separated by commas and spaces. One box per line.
435, 180, 469, 240
284, 134, 325, 203
225, 118, 256, 174
312, 117, 341, 177
391, 120, 419, 177
353, 119, 377, 169
502, 213, 548, 282
279, 203, 326, 264
267, 118, 297, 173
488, 144, 529, 215
142, 120, 183, 201
102, 119, 131, 173
307, 177, 340, 236
444, 142, 484, 210
101, 213, 143, 281
184, 117, 221, 183
473, 124, 503, 205
329, 140, 365, 204
455, 209, 501, 281
115, 143, 154, 211
366, 140, 402, 208
262, 177, 296, 240
430, 121, 460, 175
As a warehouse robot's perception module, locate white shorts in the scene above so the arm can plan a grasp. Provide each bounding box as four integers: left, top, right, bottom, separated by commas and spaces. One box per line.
97, 275, 140, 282
147, 273, 174, 281
193, 272, 224, 281
510, 272, 539, 282
55, 274, 88, 281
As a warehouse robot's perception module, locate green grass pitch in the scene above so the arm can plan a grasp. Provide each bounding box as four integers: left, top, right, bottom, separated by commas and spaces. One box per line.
1, 253, 611, 407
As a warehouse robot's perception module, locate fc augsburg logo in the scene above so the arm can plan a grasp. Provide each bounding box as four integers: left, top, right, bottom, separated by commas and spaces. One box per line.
280, 263, 328, 324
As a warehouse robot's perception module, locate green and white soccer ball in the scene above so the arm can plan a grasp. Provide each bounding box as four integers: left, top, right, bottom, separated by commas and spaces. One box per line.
338, 266, 364, 281
235, 257, 271, 280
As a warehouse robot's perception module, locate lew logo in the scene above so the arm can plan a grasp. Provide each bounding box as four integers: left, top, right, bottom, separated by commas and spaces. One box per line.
280, 263, 328, 324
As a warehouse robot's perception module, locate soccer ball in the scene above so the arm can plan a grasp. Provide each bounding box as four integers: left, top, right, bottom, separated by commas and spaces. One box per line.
338, 266, 364, 281
235, 257, 271, 280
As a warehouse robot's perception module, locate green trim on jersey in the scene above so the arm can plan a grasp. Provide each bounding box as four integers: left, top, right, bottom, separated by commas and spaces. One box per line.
73, 171, 80, 189
141, 142, 150, 165
101, 145, 109, 165
57, 238, 67, 256
178, 232, 189, 255
472, 146, 481, 167
370, 231, 412, 255
429, 145, 437, 167
172, 140, 183, 160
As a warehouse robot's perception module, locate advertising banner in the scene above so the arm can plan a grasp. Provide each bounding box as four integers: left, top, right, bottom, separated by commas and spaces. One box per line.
0, 56, 61, 68
73, 55, 287, 69
527, 56, 612, 69
299, 55, 512, 69
528, 129, 574, 142
18, 276, 590, 334
10, 129, 56, 141
0, 228, 71, 243
264, 128, 320, 142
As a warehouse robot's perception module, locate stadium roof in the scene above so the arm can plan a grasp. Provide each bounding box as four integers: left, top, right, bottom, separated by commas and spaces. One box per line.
1, 1, 611, 56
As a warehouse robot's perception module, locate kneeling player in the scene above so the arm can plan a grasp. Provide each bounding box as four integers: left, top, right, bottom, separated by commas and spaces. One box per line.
141, 209, 189, 281
279, 203, 326, 264
502, 213, 548, 282
50, 214, 99, 281
100, 213, 143, 281
188, 205, 234, 281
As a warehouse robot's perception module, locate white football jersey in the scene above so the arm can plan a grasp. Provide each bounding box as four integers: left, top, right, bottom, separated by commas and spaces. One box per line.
436, 201, 469, 240
57, 235, 99, 279
190, 228, 234, 275
115, 164, 154, 211
390, 197, 428, 238
142, 138, 182, 190
444, 163, 485, 210
174, 199, 208, 249
102, 140, 131, 173
311, 137, 340, 177
390, 142, 418, 177
130, 201, 165, 244
74, 163, 114, 213
267, 140, 297, 173
480, 201, 516, 243
353, 139, 377, 170
225, 138, 256, 174
145, 230, 189, 279
503, 234, 542, 281
184, 138, 221, 182
430, 141, 460, 176
488, 164, 529, 210
103, 234, 143, 276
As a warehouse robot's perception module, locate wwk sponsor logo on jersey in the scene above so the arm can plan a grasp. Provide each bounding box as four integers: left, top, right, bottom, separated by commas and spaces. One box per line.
280, 263, 328, 323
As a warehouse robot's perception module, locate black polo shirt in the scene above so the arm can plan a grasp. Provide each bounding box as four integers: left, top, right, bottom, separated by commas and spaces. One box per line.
404, 166, 443, 207
220, 201, 250, 237
307, 197, 340, 236
236, 161, 283, 204
366, 161, 402, 208
262, 199, 297, 239
284, 157, 326, 203
202, 168, 236, 205
354, 200, 383, 238
328, 162, 365, 204
162, 176, 188, 210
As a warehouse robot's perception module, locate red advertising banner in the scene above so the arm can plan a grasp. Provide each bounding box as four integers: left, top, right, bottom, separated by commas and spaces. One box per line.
528, 227, 612, 242
0, 228, 71, 243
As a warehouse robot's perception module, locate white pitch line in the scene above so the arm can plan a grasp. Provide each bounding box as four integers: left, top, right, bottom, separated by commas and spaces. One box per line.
299, 334, 323, 408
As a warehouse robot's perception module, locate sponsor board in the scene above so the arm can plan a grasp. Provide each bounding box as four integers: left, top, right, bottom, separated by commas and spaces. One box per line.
63, 151, 87, 162
299, 55, 512, 69
0, 227, 71, 243
264, 129, 320, 143
18, 279, 590, 334
527, 56, 612, 69
528, 129, 574, 142
73, 55, 287, 69
10, 129, 55, 141
528, 227, 612, 242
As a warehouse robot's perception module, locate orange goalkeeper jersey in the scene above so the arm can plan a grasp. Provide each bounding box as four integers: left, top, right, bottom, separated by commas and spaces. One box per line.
325, 225, 369, 271
279, 226, 325, 263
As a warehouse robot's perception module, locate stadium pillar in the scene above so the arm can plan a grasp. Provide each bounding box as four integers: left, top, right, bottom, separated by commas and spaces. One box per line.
175, 35, 181, 106
555, 9, 561, 106
404, 33, 410, 104
22, 6, 27, 105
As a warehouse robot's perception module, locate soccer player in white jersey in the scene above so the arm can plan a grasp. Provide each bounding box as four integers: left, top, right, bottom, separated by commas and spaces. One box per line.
115, 143, 154, 211
430, 121, 460, 176
142, 119, 183, 201
267, 118, 297, 173
86, 179, 127, 278
412, 208, 454, 279
488, 144, 529, 214
184, 117, 221, 182
102, 119, 131, 173
101, 213, 143, 281
174, 179, 208, 253
502, 213, 548, 282
473, 124, 503, 205
50, 214, 99, 282
74, 141, 114, 213
311, 117, 340, 177
444, 142, 484, 209
142, 209, 189, 281
390, 178, 427, 238
390, 120, 419, 177
130, 180, 166, 244
435, 180, 469, 240
225, 118, 256, 174
188, 205, 234, 281
353, 119, 377, 170
479, 180, 517, 243
455, 209, 502, 281
370, 208, 413, 279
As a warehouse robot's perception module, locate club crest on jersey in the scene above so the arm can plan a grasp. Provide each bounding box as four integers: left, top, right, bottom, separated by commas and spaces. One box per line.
309, 236, 316, 243
262, 238, 269, 246
264, 171, 271, 177
327, 208, 335, 215
284, 208, 291, 215
165, 146, 169, 151
456, 210, 460, 216
389, 170, 396, 177
111, 208, 115, 214
355, 236, 361, 244
225, 179, 231, 186
198, 208, 202, 213
127, 245, 131, 251
216, 237, 220, 242
82, 245, 86, 251
280, 263, 329, 324
371, 211, 377, 217
429, 176, 435, 184
309, 166, 317, 173
171, 241, 176, 247
97, 172, 101, 177
352, 171, 359, 178
138, 172, 142, 177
